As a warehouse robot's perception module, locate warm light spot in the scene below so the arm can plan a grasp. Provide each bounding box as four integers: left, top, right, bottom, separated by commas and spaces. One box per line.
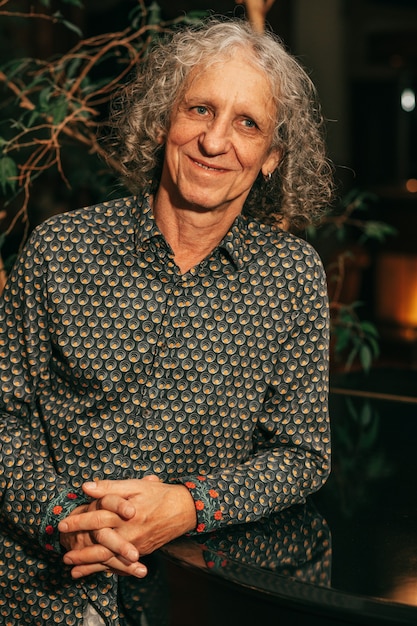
406, 178, 417, 193
388, 579, 417, 606
377, 254, 417, 328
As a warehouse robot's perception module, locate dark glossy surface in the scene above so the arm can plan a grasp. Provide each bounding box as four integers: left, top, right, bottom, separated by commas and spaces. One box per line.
124, 369, 417, 625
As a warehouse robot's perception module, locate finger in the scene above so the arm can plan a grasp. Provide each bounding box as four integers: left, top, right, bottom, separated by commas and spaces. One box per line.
69, 558, 148, 579
58, 509, 124, 533
67, 527, 139, 563
82, 479, 143, 498
63, 543, 115, 566
96, 494, 136, 519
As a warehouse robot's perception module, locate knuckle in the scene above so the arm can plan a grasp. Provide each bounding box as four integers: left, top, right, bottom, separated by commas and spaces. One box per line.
93, 528, 109, 545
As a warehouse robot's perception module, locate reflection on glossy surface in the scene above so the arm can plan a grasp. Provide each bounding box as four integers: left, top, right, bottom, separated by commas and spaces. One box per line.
164, 498, 331, 590
119, 499, 331, 625
316, 386, 417, 611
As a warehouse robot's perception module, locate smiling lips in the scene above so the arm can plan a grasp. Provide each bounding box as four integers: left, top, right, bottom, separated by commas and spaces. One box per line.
191, 157, 228, 173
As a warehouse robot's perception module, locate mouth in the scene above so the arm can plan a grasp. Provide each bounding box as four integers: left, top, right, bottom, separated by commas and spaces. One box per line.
191, 158, 226, 172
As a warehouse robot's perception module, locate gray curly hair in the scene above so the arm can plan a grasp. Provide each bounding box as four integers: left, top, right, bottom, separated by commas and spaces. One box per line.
106, 17, 334, 229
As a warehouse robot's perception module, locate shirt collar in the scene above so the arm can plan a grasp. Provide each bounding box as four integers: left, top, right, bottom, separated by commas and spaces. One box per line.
131, 190, 249, 270
217, 215, 248, 270
131, 190, 165, 251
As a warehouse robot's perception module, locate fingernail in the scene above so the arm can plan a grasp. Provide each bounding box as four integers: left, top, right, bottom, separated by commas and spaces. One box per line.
83, 481, 97, 490
133, 564, 147, 578
59, 521, 68, 532
127, 548, 139, 562
63, 555, 73, 565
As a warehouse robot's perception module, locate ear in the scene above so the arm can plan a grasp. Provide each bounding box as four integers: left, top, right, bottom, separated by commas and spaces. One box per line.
261, 149, 280, 178
156, 130, 166, 145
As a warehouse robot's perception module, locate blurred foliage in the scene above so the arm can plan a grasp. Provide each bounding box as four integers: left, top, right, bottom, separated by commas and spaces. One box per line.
0, 0, 206, 266
318, 394, 393, 518
307, 189, 397, 373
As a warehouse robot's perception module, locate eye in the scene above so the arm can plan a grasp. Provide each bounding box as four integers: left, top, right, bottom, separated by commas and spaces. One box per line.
193, 106, 208, 115
242, 118, 257, 129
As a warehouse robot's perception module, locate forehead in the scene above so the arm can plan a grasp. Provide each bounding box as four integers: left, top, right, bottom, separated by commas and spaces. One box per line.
180, 53, 275, 112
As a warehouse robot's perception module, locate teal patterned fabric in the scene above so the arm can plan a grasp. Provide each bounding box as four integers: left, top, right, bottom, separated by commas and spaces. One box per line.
0, 192, 330, 624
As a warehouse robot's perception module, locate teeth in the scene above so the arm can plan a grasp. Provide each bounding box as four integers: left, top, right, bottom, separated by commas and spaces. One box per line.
196, 161, 218, 171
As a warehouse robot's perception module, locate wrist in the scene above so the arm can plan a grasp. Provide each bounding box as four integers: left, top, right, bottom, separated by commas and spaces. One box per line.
40, 491, 90, 555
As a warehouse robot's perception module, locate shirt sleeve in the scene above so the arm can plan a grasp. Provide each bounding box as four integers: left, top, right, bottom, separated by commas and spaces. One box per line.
178, 246, 331, 534
0, 231, 88, 555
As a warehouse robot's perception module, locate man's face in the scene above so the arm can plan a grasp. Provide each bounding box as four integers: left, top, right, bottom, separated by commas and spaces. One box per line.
159, 50, 279, 219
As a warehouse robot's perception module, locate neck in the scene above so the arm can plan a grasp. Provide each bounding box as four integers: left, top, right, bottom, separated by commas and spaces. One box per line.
152, 188, 240, 274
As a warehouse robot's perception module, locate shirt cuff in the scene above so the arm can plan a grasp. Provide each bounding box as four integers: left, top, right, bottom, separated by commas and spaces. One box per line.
40, 490, 90, 554
179, 475, 227, 534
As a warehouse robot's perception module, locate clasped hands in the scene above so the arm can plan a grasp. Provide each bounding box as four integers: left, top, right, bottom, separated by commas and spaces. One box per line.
58, 476, 197, 579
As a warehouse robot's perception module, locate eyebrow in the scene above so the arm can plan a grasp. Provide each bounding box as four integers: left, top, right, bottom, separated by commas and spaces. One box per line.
181, 94, 270, 124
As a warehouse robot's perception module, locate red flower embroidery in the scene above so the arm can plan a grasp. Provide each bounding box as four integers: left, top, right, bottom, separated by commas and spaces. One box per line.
208, 489, 218, 498
45, 525, 54, 535
197, 476, 206, 481
214, 510, 223, 520
67, 493, 77, 500
207, 561, 215, 568
196, 523, 206, 533
45, 544, 54, 551
53, 505, 63, 515
184, 481, 196, 489
195, 500, 204, 511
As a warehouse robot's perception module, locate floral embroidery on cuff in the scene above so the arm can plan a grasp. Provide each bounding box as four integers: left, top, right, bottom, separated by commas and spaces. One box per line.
181, 476, 226, 534
40, 491, 90, 554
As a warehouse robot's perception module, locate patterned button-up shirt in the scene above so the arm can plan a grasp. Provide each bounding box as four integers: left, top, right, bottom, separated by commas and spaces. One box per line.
0, 192, 330, 624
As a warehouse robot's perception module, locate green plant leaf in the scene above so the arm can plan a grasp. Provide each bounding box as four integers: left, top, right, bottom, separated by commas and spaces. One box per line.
359, 344, 373, 372
334, 328, 351, 352
360, 321, 379, 337
0, 156, 18, 194
181, 11, 212, 23
147, 2, 162, 25
362, 220, 398, 242
39, 87, 52, 110
26, 110, 40, 128
60, 19, 83, 38
50, 96, 69, 124
367, 336, 380, 358
345, 345, 359, 371
66, 57, 83, 80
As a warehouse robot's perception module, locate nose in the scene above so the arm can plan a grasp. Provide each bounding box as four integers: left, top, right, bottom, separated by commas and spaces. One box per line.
198, 117, 231, 155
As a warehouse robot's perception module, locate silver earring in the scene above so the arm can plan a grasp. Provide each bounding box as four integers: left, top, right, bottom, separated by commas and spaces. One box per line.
264, 172, 272, 182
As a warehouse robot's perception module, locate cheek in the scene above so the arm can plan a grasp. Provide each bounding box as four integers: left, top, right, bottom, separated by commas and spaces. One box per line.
239, 146, 271, 174
167, 118, 199, 147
